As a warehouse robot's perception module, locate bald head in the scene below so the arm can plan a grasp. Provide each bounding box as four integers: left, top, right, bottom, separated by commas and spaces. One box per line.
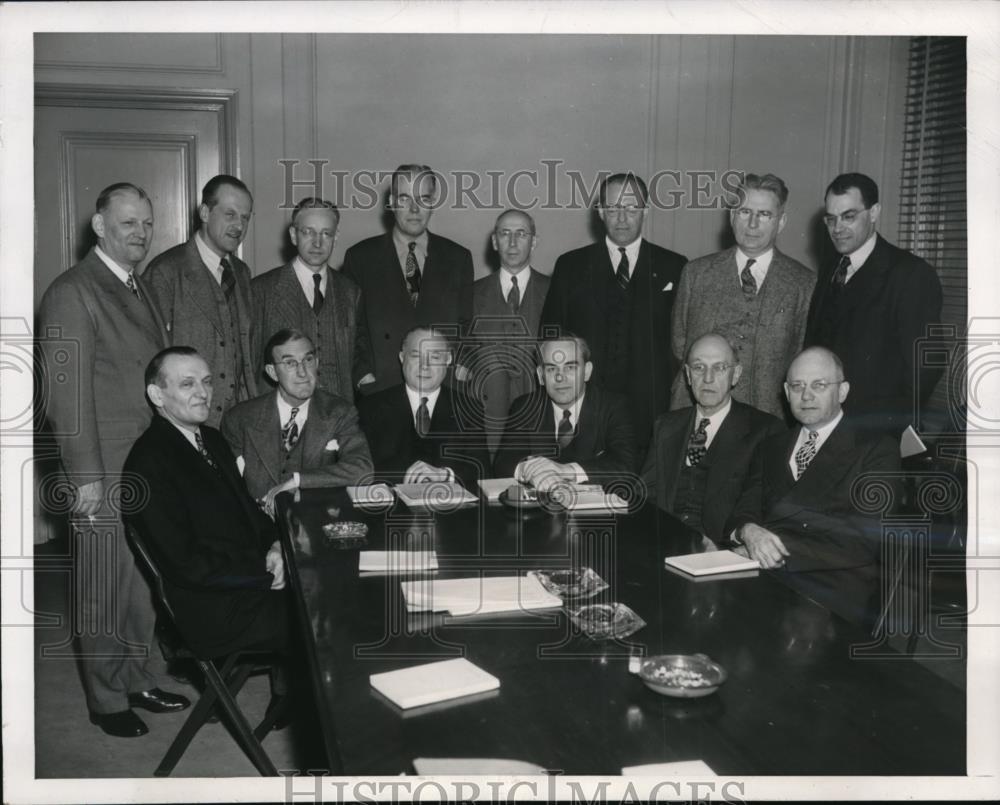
492, 209, 537, 272
784, 347, 849, 428
684, 333, 742, 415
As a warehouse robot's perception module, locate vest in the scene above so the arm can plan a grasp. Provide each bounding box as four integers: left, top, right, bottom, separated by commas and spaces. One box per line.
672, 459, 710, 535
207, 278, 248, 410
710, 275, 767, 408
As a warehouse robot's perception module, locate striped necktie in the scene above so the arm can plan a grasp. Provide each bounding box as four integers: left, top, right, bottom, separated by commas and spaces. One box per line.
740, 258, 757, 299
194, 430, 217, 470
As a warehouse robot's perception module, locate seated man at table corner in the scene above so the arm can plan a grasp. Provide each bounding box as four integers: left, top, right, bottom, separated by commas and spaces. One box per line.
357, 325, 489, 487
726, 346, 900, 575
494, 334, 638, 490
642, 333, 785, 541
221, 328, 373, 516
123, 346, 294, 726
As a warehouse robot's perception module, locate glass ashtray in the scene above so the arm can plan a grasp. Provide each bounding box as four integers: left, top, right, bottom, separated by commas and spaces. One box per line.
568, 602, 646, 640
529, 567, 609, 600
322, 521, 369, 546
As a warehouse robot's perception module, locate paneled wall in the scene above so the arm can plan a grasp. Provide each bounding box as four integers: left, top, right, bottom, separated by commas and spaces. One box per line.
35, 33, 908, 281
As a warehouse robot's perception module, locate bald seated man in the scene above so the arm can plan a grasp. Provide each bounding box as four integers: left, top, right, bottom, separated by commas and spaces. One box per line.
642, 333, 784, 541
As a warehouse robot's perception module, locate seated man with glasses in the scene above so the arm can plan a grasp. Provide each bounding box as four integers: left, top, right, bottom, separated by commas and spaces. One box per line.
642, 333, 784, 541
727, 346, 899, 577
221, 328, 373, 517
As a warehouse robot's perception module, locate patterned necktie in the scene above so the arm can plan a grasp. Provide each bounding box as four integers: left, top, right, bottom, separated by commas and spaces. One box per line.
415, 397, 431, 438
686, 417, 710, 467
830, 255, 850, 298
312, 272, 324, 315
557, 408, 574, 448
795, 430, 819, 479
615, 247, 630, 290
404, 242, 421, 305
507, 274, 520, 313
740, 257, 757, 299
282, 407, 300, 452
194, 430, 217, 469
125, 272, 141, 300
220, 256, 236, 299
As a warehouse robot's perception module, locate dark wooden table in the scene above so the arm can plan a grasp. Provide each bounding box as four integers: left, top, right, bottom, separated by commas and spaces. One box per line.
278, 488, 965, 776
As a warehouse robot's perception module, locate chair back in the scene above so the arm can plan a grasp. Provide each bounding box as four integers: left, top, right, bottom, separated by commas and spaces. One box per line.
126, 523, 180, 623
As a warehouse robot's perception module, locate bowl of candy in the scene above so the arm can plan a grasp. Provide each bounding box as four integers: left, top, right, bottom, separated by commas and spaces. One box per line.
638, 653, 727, 698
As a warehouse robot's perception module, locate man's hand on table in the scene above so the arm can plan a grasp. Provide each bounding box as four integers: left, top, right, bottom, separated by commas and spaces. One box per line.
736, 523, 789, 569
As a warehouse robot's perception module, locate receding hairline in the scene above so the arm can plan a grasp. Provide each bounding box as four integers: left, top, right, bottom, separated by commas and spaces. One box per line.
787, 346, 845, 381
494, 209, 536, 235
686, 333, 738, 364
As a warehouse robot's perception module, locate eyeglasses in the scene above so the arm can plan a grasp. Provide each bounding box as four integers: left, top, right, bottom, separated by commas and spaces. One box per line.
297, 227, 335, 241
276, 354, 317, 372
822, 209, 867, 228
601, 204, 644, 216
687, 362, 732, 376
786, 379, 842, 395
496, 229, 533, 242
734, 208, 776, 223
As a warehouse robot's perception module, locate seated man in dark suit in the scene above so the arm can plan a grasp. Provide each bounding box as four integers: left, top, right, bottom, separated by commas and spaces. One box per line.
727, 346, 900, 574
123, 347, 291, 713
221, 329, 373, 517
494, 335, 637, 489
357, 326, 489, 486
642, 333, 785, 541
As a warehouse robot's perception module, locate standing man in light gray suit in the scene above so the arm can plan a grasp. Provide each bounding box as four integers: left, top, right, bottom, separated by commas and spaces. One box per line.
38, 183, 189, 738
145, 174, 258, 428
670, 173, 815, 419
471, 209, 551, 454
251, 198, 374, 399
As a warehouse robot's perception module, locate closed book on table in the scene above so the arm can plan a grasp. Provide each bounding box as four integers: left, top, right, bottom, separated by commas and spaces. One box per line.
663, 550, 760, 577
369, 657, 500, 709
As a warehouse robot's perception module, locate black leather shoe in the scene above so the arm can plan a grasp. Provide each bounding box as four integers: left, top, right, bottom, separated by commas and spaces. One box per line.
128, 687, 191, 713
89, 709, 149, 738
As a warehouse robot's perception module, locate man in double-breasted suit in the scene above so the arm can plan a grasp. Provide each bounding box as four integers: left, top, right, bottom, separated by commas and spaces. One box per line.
471, 209, 551, 454
38, 183, 188, 737
541, 173, 686, 448
221, 330, 373, 515
343, 165, 474, 395
643, 334, 785, 541
251, 197, 373, 399
805, 172, 943, 435
145, 174, 258, 428
494, 336, 637, 488
671, 173, 816, 419
358, 326, 489, 487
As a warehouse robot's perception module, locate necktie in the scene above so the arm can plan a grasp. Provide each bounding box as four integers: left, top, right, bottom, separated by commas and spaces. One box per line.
557, 408, 574, 448
615, 247, 630, 290
507, 274, 520, 313
312, 272, 324, 315
220, 256, 236, 299
125, 272, 141, 300
795, 430, 819, 479
686, 417, 710, 467
194, 430, 217, 469
404, 242, 421, 306
415, 397, 431, 438
830, 255, 850, 299
740, 258, 757, 299
282, 407, 300, 452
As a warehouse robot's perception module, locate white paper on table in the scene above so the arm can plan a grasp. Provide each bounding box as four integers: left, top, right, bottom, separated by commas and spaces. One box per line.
477, 477, 517, 502
621, 760, 716, 775
413, 757, 546, 775
560, 485, 628, 511
400, 575, 562, 616
358, 551, 439, 573
663, 550, 760, 577
395, 483, 477, 507
369, 657, 499, 710
347, 484, 394, 506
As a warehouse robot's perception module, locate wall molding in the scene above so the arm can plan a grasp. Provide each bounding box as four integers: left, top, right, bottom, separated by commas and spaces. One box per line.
35, 33, 225, 75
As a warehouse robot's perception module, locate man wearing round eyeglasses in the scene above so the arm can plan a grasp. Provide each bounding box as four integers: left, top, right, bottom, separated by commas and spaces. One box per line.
642, 333, 784, 541
221, 329, 373, 516
727, 347, 899, 583
670, 173, 815, 419
252, 197, 374, 401
805, 172, 943, 435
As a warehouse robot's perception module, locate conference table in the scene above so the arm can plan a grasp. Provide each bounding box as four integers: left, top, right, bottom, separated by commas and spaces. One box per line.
277, 486, 965, 776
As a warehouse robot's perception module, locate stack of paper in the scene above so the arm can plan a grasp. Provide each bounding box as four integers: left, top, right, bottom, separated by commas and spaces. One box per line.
477, 477, 517, 502
347, 484, 394, 506
622, 760, 716, 775
358, 551, 439, 573
400, 575, 563, 616
560, 485, 628, 512
370, 657, 499, 710
663, 550, 760, 576
395, 483, 477, 508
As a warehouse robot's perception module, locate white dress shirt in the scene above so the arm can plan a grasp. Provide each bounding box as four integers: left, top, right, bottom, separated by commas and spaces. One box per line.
788, 410, 844, 478
605, 236, 641, 280
499, 266, 531, 299
551, 393, 587, 482
277, 395, 311, 488
686, 398, 732, 466
393, 228, 429, 277
94, 245, 136, 287
195, 230, 227, 285
405, 384, 443, 424
735, 247, 774, 289
842, 232, 878, 283
292, 257, 327, 307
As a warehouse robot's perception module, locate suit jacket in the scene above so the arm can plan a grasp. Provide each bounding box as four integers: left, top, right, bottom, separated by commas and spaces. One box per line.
220, 388, 374, 500
471, 268, 551, 451
494, 386, 638, 483
251, 262, 372, 399
38, 247, 169, 484
144, 236, 258, 427
123, 415, 280, 658
357, 383, 490, 487
805, 234, 943, 434
670, 246, 816, 418
541, 239, 686, 447
727, 417, 900, 572
342, 231, 474, 394
641, 400, 786, 541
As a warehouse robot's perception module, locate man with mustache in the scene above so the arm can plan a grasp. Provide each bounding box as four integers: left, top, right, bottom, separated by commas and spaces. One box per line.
38, 183, 189, 737
146, 174, 258, 428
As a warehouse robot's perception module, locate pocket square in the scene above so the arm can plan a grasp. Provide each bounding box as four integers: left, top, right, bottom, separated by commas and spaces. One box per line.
236, 455, 245, 476
662, 282, 674, 292
325, 439, 340, 452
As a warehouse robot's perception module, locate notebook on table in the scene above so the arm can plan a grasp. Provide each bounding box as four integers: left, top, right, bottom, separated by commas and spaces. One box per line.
395, 483, 477, 507
369, 657, 500, 710
663, 550, 760, 577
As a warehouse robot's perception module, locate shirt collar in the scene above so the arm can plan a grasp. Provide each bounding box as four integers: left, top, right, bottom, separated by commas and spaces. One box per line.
845, 232, 878, 274
393, 228, 429, 255
276, 393, 311, 425
405, 383, 442, 416
499, 267, 531, 297
195, 230, 225, 275
695, 396, 732, 431
799, 409, 844, 447
293, 257, 327, 289
735, 247, 774, 273
551, 390, 586, 430
605, 236, 642, 276
93, 245, 134, 284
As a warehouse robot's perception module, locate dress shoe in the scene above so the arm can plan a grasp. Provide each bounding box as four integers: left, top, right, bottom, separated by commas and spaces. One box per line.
128, 687, 191, 713
89, 709, 149, 738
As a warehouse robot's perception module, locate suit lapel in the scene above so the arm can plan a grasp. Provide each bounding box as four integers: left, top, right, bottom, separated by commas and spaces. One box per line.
89, 255, 168, 347
660, 408, 694, 507
789, 420, 856, 505
299, 392, 333, 468
247, 393, 282, 486
757, 250, 799, 325
181, 241, 224, 335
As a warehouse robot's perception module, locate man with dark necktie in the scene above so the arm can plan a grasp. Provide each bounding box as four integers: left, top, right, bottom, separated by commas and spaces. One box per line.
252, 198, 374, 399
494, 335, 637, 490
805, 172, 943, 434
145, 175, 259, 427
